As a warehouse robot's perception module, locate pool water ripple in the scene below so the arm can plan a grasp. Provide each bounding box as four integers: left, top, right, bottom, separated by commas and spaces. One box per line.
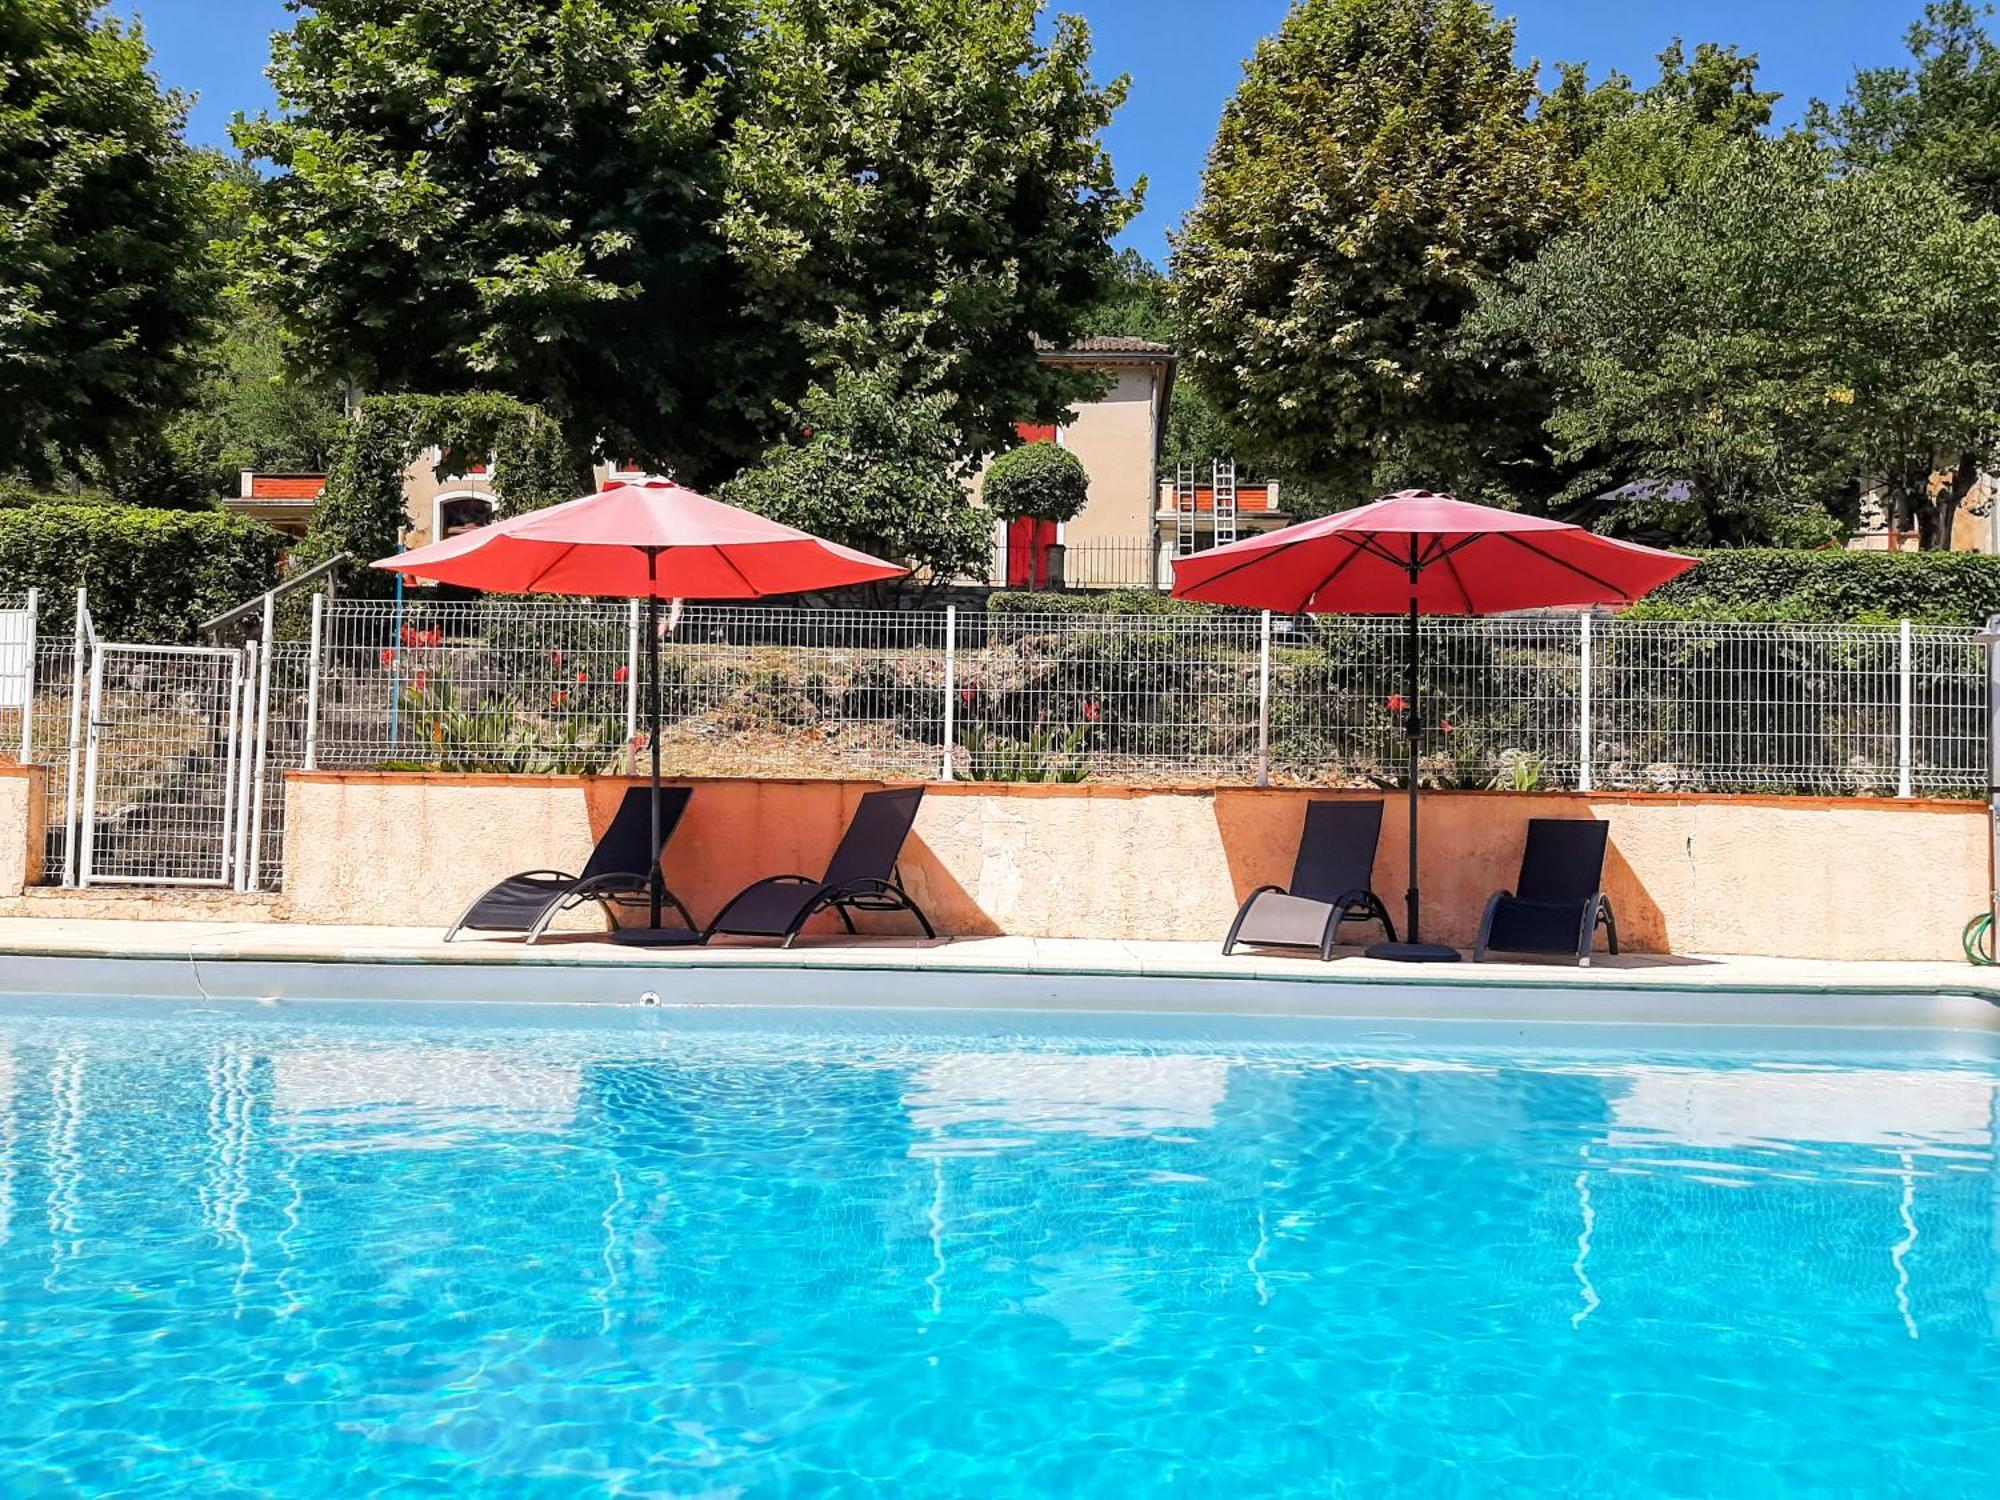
0, 1005, 1994, 1496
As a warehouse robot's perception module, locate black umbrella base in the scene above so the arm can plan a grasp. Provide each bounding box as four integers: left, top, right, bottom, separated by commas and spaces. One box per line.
1366, 940, 1463, 964
610, 925, 705, 948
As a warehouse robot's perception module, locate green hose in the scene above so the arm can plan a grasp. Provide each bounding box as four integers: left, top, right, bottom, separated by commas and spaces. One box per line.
1965, 912, 1996, 966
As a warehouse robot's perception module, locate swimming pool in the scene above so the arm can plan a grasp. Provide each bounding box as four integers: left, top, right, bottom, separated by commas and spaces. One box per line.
0, 1000, 1995, 1496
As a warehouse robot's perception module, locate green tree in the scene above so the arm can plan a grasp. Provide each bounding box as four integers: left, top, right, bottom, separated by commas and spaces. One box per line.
1474, 139, 2000, 548
983, 442, 1090, 523
1812, 1, 2000, 214
1171, 0, 1578, 503
0, 1, 217, 482
238, 0, 1137, 485
721, 364, 988, 583
1545, 40, 1780, 206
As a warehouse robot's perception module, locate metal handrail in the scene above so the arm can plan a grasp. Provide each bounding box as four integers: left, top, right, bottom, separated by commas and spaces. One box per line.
199, 552, 351, 640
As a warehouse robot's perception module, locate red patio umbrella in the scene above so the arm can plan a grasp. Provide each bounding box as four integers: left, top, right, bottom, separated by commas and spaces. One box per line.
375, 481, 907, 943
1172, 490, 1697, 962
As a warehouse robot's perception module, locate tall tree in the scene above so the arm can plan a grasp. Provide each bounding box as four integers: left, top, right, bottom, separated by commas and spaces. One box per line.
1812, 1, 2000, 214
0, 1, 217, 482
1473, 139, 2000, 548
1544, 40, 1780, 206
1170, 0, 1578, 502
238, 0, 1137, 487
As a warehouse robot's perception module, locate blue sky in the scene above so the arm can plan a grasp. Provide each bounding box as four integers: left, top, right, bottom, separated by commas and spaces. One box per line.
128, 0, 1921, 261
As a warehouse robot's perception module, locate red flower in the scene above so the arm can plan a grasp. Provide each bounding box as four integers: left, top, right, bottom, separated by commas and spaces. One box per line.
400, 625, 417, 647
959, 685, 976, 704
550, 650, 564, 669
1386, 693, 1409, 712
379, 648, 397, 670
613, 665, 630, 684
1439, 718, 1455, 734
1083, 699, 1101, 722
412, 668, 428, 693
550, 689, 568, 709
423, 628, 443, 648
576, 669, 590, 685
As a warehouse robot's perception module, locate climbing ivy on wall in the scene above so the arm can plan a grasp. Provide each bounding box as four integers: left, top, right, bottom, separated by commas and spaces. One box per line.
299, 393, 589, 594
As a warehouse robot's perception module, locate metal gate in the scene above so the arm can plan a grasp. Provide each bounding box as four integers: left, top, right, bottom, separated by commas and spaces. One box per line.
80, 643, 246, 886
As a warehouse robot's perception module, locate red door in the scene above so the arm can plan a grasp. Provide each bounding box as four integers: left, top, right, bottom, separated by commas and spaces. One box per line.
1005, 516, 1058, 588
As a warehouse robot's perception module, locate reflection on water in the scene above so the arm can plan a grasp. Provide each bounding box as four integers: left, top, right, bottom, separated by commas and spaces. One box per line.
0, 1009, 1991, 1497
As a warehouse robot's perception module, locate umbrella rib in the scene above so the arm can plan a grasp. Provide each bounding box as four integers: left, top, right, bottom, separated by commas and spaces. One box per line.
1438, 543, 1480, 614
1300, 535, 1375, 611
520, 541, 584, 595
1495, 532, 1635, 601
1177, 530, 1324, 595
715, 544, 761, 598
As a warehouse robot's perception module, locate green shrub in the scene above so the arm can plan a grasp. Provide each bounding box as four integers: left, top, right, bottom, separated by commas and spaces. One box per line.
0, 502, 283, 640
985, 587, 1227, 616
981, 442, 1091, 523
1635, 548, 2000, 625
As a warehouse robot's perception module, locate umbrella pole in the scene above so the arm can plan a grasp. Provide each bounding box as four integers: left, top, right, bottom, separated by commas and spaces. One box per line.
647, 550, 663, 931
1405, 587, 1420, 945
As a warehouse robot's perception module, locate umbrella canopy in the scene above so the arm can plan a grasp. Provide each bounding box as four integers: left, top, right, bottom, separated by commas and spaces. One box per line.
374, 480, 906, 598
1173, 491, 1697, 963
1170, 490, 1697, 615
371, 480, 907, 944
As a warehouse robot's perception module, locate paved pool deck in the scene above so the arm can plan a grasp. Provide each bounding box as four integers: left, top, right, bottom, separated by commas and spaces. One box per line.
1, 918, 1997, 1034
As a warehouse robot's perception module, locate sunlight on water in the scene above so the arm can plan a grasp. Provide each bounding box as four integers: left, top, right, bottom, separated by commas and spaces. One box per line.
0, 1003, 1995, 1497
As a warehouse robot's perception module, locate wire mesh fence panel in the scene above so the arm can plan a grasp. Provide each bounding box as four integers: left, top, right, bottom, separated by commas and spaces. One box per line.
661, 606, 947, 779
962, 611, 1264, 781
316, 598, 637, 773
1268, 617, 1584, 789
253, 641, 316, 887
1907, 626, 1986, 797
0, 592, 30, 761
1591, 621, 1916, 795
80, 645, 242, 885
26, 635, 83, 882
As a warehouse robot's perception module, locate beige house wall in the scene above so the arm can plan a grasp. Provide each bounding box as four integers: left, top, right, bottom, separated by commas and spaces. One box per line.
1056, 366, 1167, 545
281, 773, 1987, 961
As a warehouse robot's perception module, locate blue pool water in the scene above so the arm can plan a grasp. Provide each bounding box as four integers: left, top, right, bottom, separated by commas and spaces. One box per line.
0, 1002, 1995, 1496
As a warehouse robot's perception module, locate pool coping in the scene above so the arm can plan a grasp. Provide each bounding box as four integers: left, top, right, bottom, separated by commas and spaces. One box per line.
1, 920, 1998, 1034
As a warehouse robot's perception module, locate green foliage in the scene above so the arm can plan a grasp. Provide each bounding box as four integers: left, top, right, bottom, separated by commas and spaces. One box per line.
0, 2, 218, 481
985, 588, 1225, 616
302, 394, 586, 594
956, 723, 1092, 782
238, 0, 1137, 483
982, 443, 1091, 524
1472, 138, 2000, 547
1812, 1, 2000, 215
1635, 548, 2000, 624
1171, 0, 1579, 501
1544, 40, 1780, 206
1081, 248, 1175, 343
388, 670, 628, 776
721, 363, 988, 583
0, 502, 281, 640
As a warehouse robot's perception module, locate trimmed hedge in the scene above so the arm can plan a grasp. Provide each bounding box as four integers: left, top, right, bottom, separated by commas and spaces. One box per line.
996, 548, 2000, 626
1634, 549, 2000, 625
982, 442, 1090, 523
0, 502, 284, 641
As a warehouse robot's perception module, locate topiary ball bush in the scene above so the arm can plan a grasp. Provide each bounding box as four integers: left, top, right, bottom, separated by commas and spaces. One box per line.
982, 442, 1090, 523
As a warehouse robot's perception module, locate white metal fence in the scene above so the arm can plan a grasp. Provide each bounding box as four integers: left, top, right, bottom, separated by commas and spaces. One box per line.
9, 591, 1991, 893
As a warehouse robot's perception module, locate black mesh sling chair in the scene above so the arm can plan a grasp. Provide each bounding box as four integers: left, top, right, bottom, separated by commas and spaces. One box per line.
704, 786, 935, 948
1222, 800, 1397, 960
1475, 818, 1619, 966
445, 786, 696, 944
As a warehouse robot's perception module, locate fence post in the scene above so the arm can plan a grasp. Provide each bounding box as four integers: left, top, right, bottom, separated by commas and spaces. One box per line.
1898, 617, 1914, 798
246, 594, 276, 889
61, 589, 87, 886
303, 591, 324, 771
940, 606, 957, 782
624, 598, 641, 742
78, 641, 105, 888
16, 586, 36, 766
233, 642, 258, 892
1256, 610, 1272, 787
1578, 613, 1595, 793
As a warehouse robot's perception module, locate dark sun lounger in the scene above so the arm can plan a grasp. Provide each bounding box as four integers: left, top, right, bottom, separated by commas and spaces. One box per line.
1475, 818, 1618, 966
445, 786, 695, 943
704, 786, 934, 948
1223, 799, 1396, 960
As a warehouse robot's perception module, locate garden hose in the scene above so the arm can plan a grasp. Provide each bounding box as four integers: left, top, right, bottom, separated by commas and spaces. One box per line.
1964, 912, 1996, 966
